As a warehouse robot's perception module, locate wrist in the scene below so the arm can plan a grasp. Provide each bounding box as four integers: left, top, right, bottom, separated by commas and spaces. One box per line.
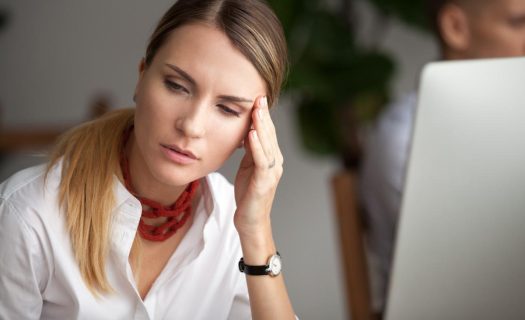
235, 213, 272, 240
238, 226, 276, 265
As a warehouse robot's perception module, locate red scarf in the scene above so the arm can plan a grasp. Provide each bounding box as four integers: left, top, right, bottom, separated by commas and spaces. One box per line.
120, 128, 200, 241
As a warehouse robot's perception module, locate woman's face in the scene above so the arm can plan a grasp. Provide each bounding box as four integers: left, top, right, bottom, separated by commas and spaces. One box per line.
133, 23, 266, 189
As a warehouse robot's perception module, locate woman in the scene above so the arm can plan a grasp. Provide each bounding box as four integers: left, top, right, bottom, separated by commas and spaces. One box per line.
0, 0, 295, 319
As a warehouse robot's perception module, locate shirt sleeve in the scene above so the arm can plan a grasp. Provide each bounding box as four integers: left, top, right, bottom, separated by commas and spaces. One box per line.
0, 198, 47, 319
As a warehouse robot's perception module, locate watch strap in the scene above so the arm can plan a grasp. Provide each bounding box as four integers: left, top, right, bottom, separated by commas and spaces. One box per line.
238, 258, 270, 275
238, 251, 281, 276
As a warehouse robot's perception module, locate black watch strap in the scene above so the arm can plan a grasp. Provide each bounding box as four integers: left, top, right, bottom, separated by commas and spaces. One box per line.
238, 251, 281, 276
238, 258, 269, 275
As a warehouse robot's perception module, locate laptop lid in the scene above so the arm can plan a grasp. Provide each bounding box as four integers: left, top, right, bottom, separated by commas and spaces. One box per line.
385, 57, 525, 320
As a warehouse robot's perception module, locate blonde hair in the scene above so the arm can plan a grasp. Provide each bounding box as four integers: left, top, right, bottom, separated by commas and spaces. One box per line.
47, 108, 134, 293
48, 0, 288, 294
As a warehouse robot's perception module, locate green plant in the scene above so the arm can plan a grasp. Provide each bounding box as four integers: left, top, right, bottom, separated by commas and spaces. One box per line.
268, 0, 428, 168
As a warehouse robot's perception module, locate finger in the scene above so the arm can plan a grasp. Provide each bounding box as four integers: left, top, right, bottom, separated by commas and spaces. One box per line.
252, 96, 276, 161
261, 99, 281, 158
254, 97, 284, 166
247, 129, 270, 172
261, 98, 278, 138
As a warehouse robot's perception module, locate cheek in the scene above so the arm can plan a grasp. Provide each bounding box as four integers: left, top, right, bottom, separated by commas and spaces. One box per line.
512, 28, 525, 52
136, 85, 173, 126
494, 29, 525, 55
208, 119, 249, 152
472, 25, 523, 57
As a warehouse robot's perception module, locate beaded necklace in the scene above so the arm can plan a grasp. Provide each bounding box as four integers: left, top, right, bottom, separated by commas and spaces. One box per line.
120, 127, 200, 241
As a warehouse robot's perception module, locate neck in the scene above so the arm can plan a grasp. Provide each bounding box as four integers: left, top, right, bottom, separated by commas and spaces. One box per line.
126, 132, 187, 206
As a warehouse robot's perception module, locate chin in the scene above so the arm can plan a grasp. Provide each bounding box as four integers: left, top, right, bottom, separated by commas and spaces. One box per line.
153, 163, 203, 187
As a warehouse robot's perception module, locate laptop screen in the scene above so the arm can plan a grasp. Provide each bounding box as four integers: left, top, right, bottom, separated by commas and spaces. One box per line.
385, 57, 525, 320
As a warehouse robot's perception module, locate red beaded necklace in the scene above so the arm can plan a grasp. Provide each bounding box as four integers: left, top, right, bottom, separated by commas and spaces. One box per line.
120, 127, 200, 242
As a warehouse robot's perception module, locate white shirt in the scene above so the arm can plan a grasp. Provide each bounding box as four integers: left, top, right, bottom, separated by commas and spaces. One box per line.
0, 161, 251, 319
359, 92, 418, 311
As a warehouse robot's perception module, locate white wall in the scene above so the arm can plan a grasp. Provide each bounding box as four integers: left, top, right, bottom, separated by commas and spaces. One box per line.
0, 0, 437, 318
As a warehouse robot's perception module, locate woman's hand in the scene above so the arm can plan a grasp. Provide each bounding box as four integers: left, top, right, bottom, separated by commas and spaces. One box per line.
233, 96, 295, 320
234, 96, 283, 239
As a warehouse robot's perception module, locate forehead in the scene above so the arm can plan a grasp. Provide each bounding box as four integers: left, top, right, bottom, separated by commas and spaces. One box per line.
151, 23, 266, 96
477, 0, 525, 13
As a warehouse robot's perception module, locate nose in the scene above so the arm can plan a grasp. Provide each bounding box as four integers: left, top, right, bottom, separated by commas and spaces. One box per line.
175, 100, 207, 138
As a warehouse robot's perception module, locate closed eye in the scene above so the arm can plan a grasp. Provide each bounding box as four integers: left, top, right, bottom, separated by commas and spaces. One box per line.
164, 79, 190, 94
508, 15, 525, 28
218, 104, 241, 117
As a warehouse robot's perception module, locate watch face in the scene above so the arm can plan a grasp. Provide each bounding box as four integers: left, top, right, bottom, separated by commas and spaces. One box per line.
268, 254, 282, 276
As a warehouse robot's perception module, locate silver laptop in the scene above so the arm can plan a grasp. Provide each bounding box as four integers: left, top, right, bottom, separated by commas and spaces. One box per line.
385, 57, 525, 320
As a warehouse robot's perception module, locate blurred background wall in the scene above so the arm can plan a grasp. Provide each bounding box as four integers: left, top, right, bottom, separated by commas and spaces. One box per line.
0, 0, 437, 318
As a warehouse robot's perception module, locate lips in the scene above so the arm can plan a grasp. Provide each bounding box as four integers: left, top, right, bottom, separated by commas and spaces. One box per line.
160, 143, 199, 165
163, 144, 198, 159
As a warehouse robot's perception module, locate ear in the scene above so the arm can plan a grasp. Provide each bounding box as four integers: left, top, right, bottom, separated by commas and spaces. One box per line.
134, 58, 147, 102
138, 57, 146, 76
439, 3, 471, 53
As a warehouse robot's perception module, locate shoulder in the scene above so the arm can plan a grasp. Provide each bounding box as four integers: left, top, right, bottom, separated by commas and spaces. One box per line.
0, 162, 61, 230
0, 162, 57, 248
363, 92, 418, 161
360, 93, 418, 190
0, 164, 48, 200
0, 165, 56, 306
375, 92, 418, 139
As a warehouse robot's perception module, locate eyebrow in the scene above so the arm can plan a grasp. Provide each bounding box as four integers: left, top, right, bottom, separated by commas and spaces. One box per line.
165, 63, 254, 107
218, 95, 254, 107
165, 63, 196, 87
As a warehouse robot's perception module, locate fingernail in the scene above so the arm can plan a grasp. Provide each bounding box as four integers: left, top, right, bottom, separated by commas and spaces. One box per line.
261, 96, 268, 109
257, 108, 263, 120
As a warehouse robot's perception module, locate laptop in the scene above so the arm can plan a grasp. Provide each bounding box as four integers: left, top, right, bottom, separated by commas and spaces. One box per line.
385, 57, 525, 320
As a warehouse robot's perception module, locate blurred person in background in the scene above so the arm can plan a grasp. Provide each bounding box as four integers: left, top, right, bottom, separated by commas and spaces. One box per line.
0, 0, 296, 319
360, 0, 525, 314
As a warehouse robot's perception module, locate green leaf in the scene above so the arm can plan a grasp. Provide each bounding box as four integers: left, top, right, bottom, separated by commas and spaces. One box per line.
296, 97, 341, 155
268, 0, 420, 158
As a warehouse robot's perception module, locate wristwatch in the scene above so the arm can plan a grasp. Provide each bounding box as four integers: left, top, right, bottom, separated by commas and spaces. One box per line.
238, 252, 282, 276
